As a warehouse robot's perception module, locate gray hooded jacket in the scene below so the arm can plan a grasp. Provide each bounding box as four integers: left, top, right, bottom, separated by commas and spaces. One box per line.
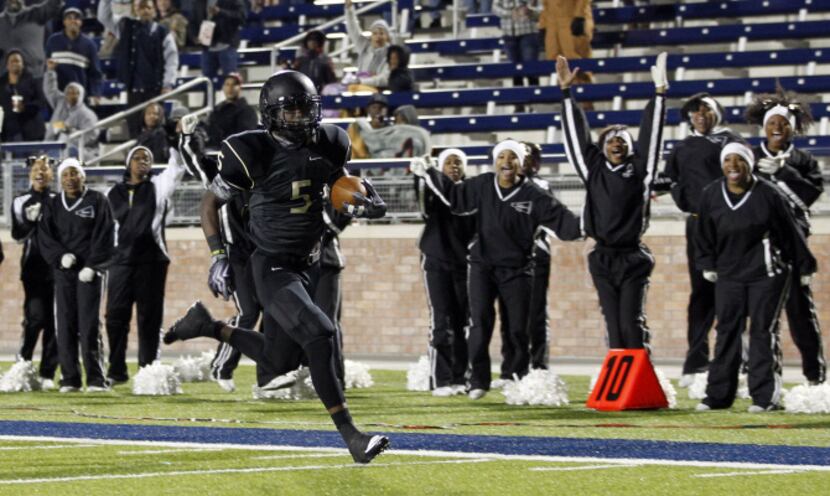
43, 70, 99, 158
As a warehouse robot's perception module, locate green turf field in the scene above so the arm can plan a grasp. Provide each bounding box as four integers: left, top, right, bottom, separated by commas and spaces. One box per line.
0, 364, 829, 494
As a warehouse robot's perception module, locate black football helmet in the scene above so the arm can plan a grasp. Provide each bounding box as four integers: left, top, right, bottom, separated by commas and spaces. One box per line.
259, 70, 322, 143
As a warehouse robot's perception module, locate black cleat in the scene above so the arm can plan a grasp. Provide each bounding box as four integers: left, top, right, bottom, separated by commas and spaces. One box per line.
163, 301, 217, 344
347, 433, 390, 464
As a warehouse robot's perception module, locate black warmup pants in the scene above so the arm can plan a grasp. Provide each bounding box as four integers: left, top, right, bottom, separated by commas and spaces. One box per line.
468, 262, 532, 390
784, 271, 826, 383
228, 251, 343, 409
18, 276, 58, 379
588, 245, 654, 350
704, 270, 790, 409
105, 262, 169, 381
682, 216, 716, 374
54, 269, 107, 389
499, 258, 550, 378
422, 255, 469, 389
309, 262, 346, 385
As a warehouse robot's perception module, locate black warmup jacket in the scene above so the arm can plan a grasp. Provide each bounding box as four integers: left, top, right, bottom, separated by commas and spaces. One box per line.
11, 188, 55, 281
423, 168, 581, 268
695, 177, 816, 282
560, 88, 666, 248
529, 176, 553, 265
38, 189, 114, 271
664, 128, 743, 214
753, 143, 824, 237
416, 173, 476, 268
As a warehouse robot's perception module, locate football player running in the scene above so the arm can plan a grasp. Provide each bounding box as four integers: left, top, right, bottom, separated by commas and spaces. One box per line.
164, 71, 389, 463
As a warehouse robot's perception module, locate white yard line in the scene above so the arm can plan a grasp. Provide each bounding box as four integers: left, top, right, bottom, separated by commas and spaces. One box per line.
250, 453, 348, 460
0, 458, 495, 485
529, 464, 640, 472
118, 448, 224, 455
692, 470, 803, 478
0, 444, 96, 451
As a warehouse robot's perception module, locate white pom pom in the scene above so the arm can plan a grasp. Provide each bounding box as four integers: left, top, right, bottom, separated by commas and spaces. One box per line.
173, 352, 214, 382
344, 360, 373, 389
132, 361, 182, 396
406, 355, 431, 391
784, 383, 830, 413
687, 372, 708, 400
502, 369, 569, 407
0, 361, 41, 393
653, 368, 677, 409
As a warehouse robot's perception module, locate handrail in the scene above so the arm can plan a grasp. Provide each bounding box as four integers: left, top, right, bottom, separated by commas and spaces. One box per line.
268, 0, 398, 74
68, 76, 215, 163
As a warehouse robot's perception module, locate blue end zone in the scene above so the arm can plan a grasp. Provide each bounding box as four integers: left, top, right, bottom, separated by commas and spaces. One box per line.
1, 420, 829, 467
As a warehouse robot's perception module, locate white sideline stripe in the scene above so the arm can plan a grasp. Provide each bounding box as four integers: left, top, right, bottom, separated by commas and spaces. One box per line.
117, 448, 224, 455
250, 454, 346, 461
692, 469, 803, 478
529, 464, 640, 472
0, 444, 96, 451
2, 436, 830, 473
0, 458, 495, 485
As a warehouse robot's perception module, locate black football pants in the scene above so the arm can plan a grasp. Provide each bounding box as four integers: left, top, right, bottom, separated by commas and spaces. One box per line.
588, 245, 654, 350
105, 262, 168, 381
422, 255, 469, 389
704, 270, 790, 409
54, 269, 107, 389
468, 262, 532, 390
17, 276, 58, 379
682, 216, 716, 374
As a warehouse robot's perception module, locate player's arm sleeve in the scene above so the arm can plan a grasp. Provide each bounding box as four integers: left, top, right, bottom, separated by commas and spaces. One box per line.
634, 94, 667, 186
216, 138, 255, 191
560, 87, 601, 184
775, 154, 824, 208
693, 191, 717, 272
536, 196, 583, 241
87, 195, 115, 270
36, 201, 69, 267
322, 125, 351, 187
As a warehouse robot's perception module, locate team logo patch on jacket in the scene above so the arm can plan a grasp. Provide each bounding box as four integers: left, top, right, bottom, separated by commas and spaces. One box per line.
510, 201, 533, 215
75, 206, 95, 219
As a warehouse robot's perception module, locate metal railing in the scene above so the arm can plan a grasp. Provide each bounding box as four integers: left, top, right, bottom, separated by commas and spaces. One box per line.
67, 77, 215, 164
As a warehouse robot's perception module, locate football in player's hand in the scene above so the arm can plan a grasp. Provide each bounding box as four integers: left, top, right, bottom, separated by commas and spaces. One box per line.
331, 176, 368, 213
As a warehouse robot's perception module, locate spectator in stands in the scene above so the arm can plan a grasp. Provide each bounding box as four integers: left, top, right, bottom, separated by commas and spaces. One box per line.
43, 61, 99, 159
344, 0, 393, 90
0, 49, 46, 142
0, 0, 61, 80
196, 0, 247, 79
694, 142, 815, 413
387, 45, 414, 93
136, 102, 170, 163
348, 93, 391, 159
746, 89, 826, 385
38, 159, 114, 393
98, 0, 180, 138
539, 0, 593, 84
105, 144, 187, 384
44, 7, 103, 103
493, 0, 541, 97
207, 72, 259, 147
157, 0, 189, 49
11, 155, 59, 391
292, 30, 337, 92
663, 93, 742, 388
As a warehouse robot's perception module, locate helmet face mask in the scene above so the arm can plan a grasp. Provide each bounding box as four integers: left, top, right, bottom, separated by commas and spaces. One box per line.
259, 71, 322, 144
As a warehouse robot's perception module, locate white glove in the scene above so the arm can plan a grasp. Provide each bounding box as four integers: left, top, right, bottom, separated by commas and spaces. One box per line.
703, 270, 717, 283
60, 253, 77, 269
801, 274, 812, 287
757, 157, 783, 175
78, 267, 96, 283
181, 113, 199, 135
410, 155, 435, 177
650, 51, 669, 90
24, 202, 41, 222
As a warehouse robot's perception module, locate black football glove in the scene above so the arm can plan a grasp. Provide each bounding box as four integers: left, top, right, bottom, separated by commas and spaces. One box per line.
207, 253, 234, 300
344, 178, 387, 219
571, 17, 586, 37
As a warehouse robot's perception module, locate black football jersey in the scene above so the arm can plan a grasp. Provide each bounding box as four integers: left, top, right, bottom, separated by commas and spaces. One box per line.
209, 124, 350, 258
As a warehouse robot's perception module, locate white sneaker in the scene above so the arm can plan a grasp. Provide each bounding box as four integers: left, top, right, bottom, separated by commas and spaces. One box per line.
490, 379, 510, 389
217, 379, 236, 393
678, 374, 696, 388
451, 384, 467, 395
432, 386, 454, 397
694, 403, 711, 411
468, 388, 487, 400
252, 385, 290, 400
86, 385, 111, 393
748, 404, 783, 413
40, 378, 55, 391
59, 386, 80, 393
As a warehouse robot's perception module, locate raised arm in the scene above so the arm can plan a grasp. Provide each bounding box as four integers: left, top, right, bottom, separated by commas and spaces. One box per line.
557, 56, 600, 184
635, 52, 668, 184
343, 0, 366, 50
42, 68, 62, 110
97, 0, 121, 38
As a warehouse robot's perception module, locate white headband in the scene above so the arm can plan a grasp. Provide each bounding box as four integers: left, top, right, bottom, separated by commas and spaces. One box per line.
437, 148, 467, 174
763, 104, 796, 130
720, 142, 755, 172
57, 158, 85, 179
601, 129, 634, 159
699, 97, 722, 127
126, 145, 154, 167
492, 140, 526, 168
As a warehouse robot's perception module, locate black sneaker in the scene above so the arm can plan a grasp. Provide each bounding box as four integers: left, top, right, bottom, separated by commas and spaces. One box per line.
163, 301, 217, 344
347, 433, 390, 464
